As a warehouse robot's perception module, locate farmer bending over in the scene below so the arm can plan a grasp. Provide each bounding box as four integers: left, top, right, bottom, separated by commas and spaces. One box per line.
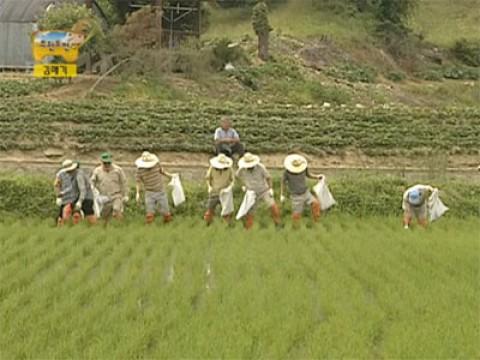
135, 151, 174, 224
54, 159, 79, 226
214, 117, 245, 159
204, 154, 235, 225
236, 153, 281, 229
91, 152, 128, 222
72, 161, 97, 225
402, 184, 434, 229
280, 154, 322, 227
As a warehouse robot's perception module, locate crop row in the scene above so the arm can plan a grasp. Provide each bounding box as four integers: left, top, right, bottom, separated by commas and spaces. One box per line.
0, 99, 479, 155
0, 174, 479, 219
0, 80, 55, 98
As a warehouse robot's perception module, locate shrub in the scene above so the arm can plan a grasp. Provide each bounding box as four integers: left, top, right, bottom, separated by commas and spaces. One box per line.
386, 71, 406, 82
452, 39, 480, 67
210, 38, 249, 71
325, 63, 377, 83
307, 82, 351, 104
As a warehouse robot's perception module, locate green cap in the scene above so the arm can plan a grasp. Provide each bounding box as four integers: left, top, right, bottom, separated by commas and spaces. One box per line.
100, 152, 112, 163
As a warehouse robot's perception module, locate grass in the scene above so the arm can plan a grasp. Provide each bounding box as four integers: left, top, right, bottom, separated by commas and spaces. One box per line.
205, 0, 372, 43
0, 216, 478, 358
412, 0, 480, 47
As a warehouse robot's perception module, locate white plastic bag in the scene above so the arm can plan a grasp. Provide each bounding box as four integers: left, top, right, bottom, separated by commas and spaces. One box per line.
313, 177, 336, 211
220, 188, 234, 216
428, 189, 448, 222
94, 193, 110, 217
236, 190, 256, 220
169, 174, 186, 207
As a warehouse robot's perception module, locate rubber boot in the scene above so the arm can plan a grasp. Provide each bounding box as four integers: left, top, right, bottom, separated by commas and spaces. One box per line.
72, 212, 82, 225
86, 215, 97, 225
163, 213, 173, 224
403, 213, 412, 229
223, 214, 233, 226
270, 204, 281, 226
311, 201, 321, 222
146, 213, 155, 224
245, 214, 254, 230
63, 204, 73, 224
418, 218, 428, 228
292, 213, 302, 228
204, 209, 214, 225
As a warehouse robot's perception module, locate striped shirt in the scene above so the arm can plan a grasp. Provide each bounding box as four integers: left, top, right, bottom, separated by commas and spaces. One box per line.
55, 170, 78, 205
136, 164, 165, 192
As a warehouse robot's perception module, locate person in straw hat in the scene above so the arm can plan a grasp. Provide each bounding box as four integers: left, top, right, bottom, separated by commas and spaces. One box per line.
204, 154, 235, 225
135, 151, 175, 224
91, 152, 129, 222
54, 159, 79, 226
280, 154, 323, 226
236, 152, 281, 229
72, 161, 97, 225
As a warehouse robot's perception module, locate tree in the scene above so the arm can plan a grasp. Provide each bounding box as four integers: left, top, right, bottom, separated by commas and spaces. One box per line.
252, 1, 272, 61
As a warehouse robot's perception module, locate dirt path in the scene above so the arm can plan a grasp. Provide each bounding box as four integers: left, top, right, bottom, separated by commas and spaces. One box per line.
0, 150, 478, 182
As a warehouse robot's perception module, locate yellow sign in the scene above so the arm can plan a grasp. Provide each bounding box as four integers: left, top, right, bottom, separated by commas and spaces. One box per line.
32, 31, 85, 63
34, 64, 77, 78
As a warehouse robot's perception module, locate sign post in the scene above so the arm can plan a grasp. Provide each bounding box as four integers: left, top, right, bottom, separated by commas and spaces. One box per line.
32, 31, 86, 79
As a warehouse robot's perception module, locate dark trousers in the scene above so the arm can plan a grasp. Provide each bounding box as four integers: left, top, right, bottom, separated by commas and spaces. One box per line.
215, 142, 245, 158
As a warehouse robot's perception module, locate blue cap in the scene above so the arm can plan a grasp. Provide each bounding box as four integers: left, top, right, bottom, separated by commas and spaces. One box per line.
408, 189, 422, 205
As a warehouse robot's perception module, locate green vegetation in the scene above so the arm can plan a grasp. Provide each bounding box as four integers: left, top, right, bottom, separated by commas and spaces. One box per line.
0, 217, 478, 358
0, 80, 57, 98
0, 99, 478, 156
412, 0, 480, 47
1, 174, 479, 219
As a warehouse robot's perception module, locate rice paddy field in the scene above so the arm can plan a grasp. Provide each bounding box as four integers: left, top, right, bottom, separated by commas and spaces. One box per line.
0, 216, 478, 359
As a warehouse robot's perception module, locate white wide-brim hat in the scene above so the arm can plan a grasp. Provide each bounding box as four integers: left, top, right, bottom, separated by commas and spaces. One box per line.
62, 159, 78, 172
284, 154, 308, 174
210, 154, 233, 169
135, 151, 159, 168
238, 153, 260, 169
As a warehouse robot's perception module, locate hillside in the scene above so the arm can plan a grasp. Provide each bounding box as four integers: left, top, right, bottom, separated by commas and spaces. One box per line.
0, 0, 479, 170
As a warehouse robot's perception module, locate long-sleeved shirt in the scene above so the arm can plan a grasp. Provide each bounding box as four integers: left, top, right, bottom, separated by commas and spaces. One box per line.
75, 169, 94, 202
206, 167, 234, 195
90, 164, 128, 199
402, 184, 434, 208
54, 170, 78, 205
236, 164, 270, 194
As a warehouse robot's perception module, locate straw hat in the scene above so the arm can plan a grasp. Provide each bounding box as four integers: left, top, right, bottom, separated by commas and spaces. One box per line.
62, 159, 78, 172
210, 154, 233, 169
284, 154, 308, 174
238, 152, 260, 169
135, 151, 159, 169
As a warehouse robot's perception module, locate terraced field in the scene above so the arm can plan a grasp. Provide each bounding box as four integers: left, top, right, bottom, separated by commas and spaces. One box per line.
0, 217, 478, 358
1, 99, 479, 156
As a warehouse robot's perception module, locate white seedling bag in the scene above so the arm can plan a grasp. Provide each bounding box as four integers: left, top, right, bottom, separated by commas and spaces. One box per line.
236, 190, 256, 220
428, 189, 448, 222
220, 188, 234, 216
169, 174, 186, 207
313, 177, 336, 211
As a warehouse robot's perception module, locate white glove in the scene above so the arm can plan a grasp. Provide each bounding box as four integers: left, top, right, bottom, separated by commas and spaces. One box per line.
269, 188, 274, 197
75, 201, 82, 211
56, 197, 62, 207
280, 195, 286, 203
135, 192, 141, 204
241, 186, 246, 192
207, 185, 213, 194
404, 225, 409, 230
123, 196, 129, 203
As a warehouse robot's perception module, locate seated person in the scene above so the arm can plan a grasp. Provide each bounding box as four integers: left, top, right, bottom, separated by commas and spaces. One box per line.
214, 117, 245, 158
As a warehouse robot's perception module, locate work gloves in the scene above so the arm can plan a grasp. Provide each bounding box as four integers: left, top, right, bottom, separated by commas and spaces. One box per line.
56, 198, 62, 207
75, 201, 82, 211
